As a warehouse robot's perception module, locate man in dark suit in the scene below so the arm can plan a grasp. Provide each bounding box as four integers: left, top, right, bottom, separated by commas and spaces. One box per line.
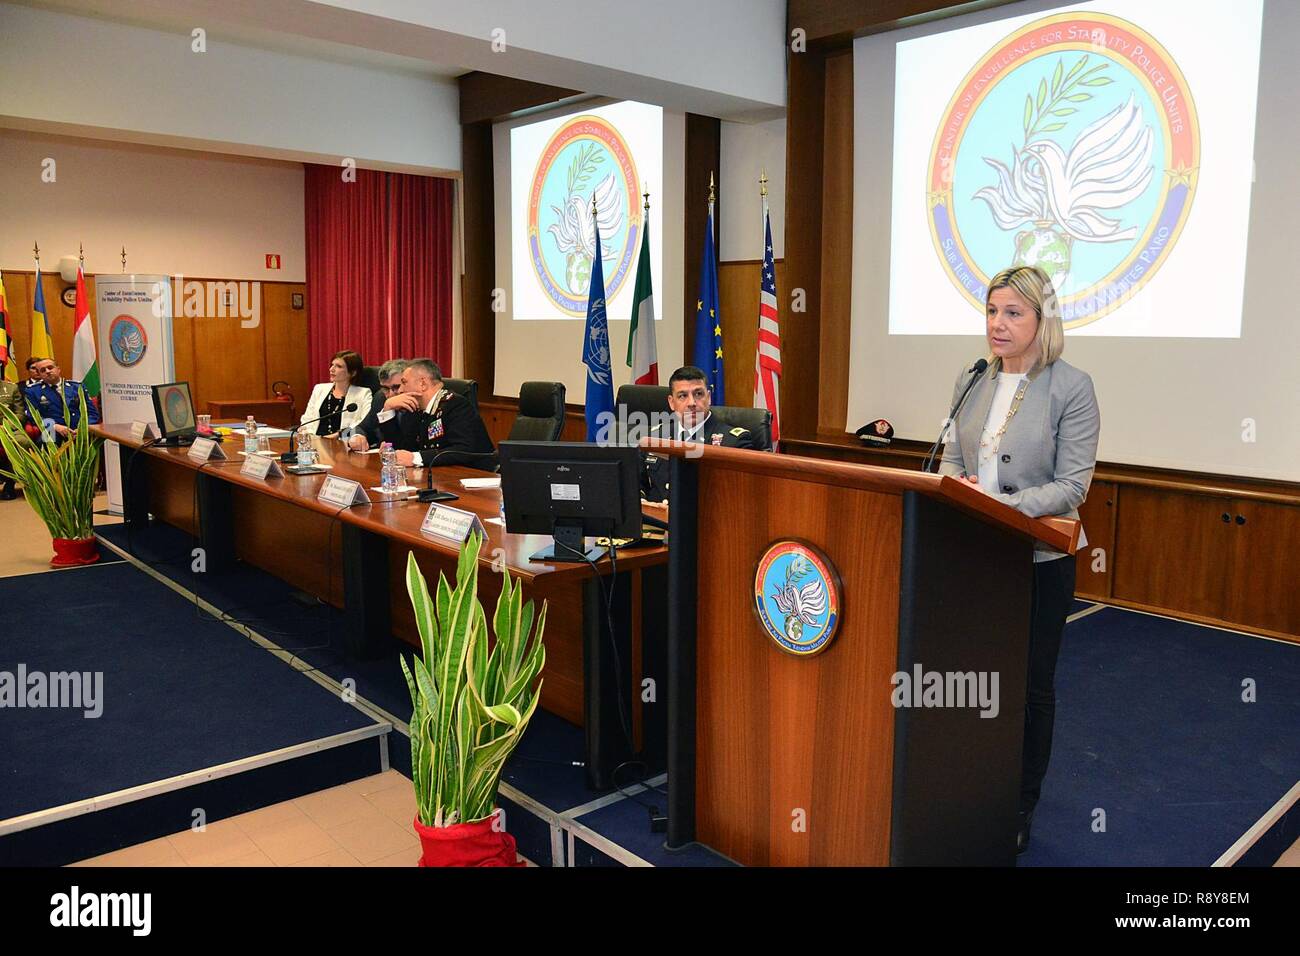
641, 365, 755, 502
375, 358, 494, 468
24, 358, 100, 444
346, 358, 409, 451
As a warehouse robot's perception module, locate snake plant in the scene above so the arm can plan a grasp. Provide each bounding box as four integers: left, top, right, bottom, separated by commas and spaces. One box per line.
400, 535, 547, 827
0, 390, 102, 540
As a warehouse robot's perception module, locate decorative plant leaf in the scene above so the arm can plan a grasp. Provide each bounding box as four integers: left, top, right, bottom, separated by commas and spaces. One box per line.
1051, 59, 1063, 96
1050, 107, 1078, 117
1039, 122, 1067, 133
1081, 76, 1113, 86
1036, 78, 1047, 110
1023, 95, 1033, 133
1065, 54, 1088, 82
1064, 93, 1092, 102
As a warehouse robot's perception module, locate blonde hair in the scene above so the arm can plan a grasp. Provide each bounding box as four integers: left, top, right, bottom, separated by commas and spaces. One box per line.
985, 266, 1064, 372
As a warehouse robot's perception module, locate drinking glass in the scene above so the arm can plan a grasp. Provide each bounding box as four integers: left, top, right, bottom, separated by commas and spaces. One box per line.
295, 430, 316, 466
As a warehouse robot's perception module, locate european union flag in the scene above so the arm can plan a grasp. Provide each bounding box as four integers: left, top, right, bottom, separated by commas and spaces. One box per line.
582, 212, 614, 442
692, 200, 724, 400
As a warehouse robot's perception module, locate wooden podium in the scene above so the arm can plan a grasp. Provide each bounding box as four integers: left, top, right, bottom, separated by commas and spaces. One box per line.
650, 441, 1079, 866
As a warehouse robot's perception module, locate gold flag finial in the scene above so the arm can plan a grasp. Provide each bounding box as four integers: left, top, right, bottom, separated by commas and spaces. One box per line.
643, 185, 650, 212
759, 168, 768, 198
708, 171, 716, 204
79, 242, 84, 264
121, 246, 127, 273
33, 241, 40, 263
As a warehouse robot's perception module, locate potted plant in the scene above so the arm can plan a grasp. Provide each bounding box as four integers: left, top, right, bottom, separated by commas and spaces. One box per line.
400, 533, 546, 866
0, 389, 103, 567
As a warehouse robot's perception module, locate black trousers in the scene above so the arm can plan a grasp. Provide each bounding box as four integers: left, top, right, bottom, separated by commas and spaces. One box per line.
1021, 554, 1076, 814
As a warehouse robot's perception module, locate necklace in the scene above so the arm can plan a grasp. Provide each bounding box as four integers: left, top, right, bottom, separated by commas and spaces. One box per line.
978, 371, 1034, 463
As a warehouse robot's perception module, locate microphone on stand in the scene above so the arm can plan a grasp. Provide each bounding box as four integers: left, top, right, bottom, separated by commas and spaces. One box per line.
921, 359, 988, 474
415, 448, 499, 503
280, 403, 358, 462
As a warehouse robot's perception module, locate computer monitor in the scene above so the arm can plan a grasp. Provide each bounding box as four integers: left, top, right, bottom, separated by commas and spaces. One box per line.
498, 441, 643, 563
150, 382, 197, 443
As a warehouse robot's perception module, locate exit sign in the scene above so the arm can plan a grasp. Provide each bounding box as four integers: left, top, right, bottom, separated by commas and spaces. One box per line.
265, 254, 281, 270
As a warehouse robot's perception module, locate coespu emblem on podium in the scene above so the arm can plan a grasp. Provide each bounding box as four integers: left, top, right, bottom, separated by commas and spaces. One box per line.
753, 541, 842, 657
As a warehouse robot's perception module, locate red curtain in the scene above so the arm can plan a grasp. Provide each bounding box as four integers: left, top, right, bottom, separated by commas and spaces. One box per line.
390, 174, 453, 364
305, 164, 453, 378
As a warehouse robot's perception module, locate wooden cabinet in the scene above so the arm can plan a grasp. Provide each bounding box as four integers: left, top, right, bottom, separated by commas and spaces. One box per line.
1075, 480, 1116, 600
1113, 486, 1300, 638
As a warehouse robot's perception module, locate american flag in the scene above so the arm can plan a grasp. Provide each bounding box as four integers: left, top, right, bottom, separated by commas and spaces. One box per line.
753, 200, 781, 446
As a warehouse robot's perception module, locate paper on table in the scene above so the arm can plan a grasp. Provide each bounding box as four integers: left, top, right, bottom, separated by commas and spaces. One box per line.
460, 477, 502, 489
370, 485, 419, 494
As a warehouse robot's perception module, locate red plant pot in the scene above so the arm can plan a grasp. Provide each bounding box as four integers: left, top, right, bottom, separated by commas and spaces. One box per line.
413, 810, 525, 867
51, 537, 100, 568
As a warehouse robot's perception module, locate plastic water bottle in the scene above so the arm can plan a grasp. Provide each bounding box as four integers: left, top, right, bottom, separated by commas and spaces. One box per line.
380, 443, 398, 493
243, 416, 258, 455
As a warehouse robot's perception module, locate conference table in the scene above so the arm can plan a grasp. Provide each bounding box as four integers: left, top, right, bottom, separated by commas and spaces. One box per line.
94, 424, 668, 791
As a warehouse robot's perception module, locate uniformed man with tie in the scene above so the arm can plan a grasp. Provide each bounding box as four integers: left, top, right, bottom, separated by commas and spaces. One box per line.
642, 365, 756, 503
375, 358, 494, 468
23, 358, 100, 443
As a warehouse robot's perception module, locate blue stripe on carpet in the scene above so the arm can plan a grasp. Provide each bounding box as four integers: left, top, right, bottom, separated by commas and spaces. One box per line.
1020, 607, 1300, 866
0, 561, 380, 820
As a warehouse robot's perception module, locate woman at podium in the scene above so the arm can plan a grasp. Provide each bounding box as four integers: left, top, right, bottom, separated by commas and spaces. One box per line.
937, 265, 1100, 855
302, 349, 372, 438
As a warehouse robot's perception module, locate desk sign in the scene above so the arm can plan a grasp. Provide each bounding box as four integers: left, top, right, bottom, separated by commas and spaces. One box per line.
240, 453, 284, 480
187, 437, 227, 463
129, 420, 160, 441
318, 475, 369, 507
421, 503, 486, 543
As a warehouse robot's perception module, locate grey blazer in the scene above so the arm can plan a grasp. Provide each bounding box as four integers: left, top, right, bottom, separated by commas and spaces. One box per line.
939, 357, 1100, 556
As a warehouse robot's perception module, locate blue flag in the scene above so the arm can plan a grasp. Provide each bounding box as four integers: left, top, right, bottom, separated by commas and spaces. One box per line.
692, 201, 724, 400
582, 216, 614, 442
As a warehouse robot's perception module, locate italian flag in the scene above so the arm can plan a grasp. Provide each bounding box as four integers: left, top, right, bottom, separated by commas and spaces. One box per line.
72, 264, 99, 397
626, 216, 658, 385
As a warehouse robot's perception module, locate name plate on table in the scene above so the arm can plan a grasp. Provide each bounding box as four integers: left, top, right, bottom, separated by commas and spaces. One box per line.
318, 475, 369, 507
187, 437, 226, 463
240, 453, 284, 480
421, 503, 486, 543
129, 420, 160, 441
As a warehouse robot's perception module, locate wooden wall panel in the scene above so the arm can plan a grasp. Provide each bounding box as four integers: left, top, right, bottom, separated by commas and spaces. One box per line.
1228, 500, 1300, 636
818, 49, 855, 434
262, 281, 311, 419
460, 122, 495, 393
187, 280, 269, 414
788, 0, 1011, 44
1074, 480, 1116, 601
717, 260, 789, 409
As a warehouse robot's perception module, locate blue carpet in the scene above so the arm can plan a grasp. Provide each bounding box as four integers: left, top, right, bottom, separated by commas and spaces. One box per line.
572, 797, 733, 867
0, 561, 379, 820
1020, 607, 1300, 866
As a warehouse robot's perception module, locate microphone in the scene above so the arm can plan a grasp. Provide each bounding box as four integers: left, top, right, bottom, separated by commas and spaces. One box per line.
415, 448, 499, 503
921, 358, 988, 474
280, 403, 358, 461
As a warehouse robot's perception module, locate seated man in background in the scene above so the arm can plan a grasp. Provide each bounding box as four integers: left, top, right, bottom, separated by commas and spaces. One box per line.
642, 365, 756, 503
23, 358, 100, 444
23, 356, 45, 389
0, 374, 31, 499
376, 358, 494, 468
346, 358, 409, 452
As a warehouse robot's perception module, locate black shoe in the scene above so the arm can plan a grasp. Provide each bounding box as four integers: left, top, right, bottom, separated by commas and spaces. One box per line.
1016, 809, 1034, 855
0, 482, 17, 501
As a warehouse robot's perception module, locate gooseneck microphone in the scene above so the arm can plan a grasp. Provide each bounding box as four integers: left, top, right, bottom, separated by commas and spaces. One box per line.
921, 358, 988, 474
280, 403, 358, 461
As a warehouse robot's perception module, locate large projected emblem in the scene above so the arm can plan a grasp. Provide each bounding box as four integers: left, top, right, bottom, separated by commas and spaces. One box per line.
927, 13, 1199, 328
527, 115, 641, 316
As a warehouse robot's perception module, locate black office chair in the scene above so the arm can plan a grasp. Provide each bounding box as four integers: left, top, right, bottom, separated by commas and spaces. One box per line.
709, 405, 774, 451
507, 382, 567, 442
614, 384, 671, 444
358, 365, 381, 392
442, 378, 479, 413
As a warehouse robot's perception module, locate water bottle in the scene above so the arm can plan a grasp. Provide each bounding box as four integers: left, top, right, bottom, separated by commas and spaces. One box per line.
380, 442, 398, 493
243, 416, 258, 455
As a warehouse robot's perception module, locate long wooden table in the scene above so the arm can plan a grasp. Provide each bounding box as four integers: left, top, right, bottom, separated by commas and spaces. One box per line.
95, 424, 668, 791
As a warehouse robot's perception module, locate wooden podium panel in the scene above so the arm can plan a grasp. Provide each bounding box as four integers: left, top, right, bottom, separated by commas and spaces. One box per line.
657, 441, 1075, 866
696, 468, 902, 866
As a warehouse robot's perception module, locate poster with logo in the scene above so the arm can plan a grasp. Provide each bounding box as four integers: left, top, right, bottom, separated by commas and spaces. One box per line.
96, 275, 175, 514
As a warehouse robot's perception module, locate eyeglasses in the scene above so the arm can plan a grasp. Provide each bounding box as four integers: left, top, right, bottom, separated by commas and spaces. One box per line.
381, 384, 401, 393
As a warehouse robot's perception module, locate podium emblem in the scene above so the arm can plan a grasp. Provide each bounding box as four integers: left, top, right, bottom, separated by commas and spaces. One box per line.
754, 541, 841, 657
